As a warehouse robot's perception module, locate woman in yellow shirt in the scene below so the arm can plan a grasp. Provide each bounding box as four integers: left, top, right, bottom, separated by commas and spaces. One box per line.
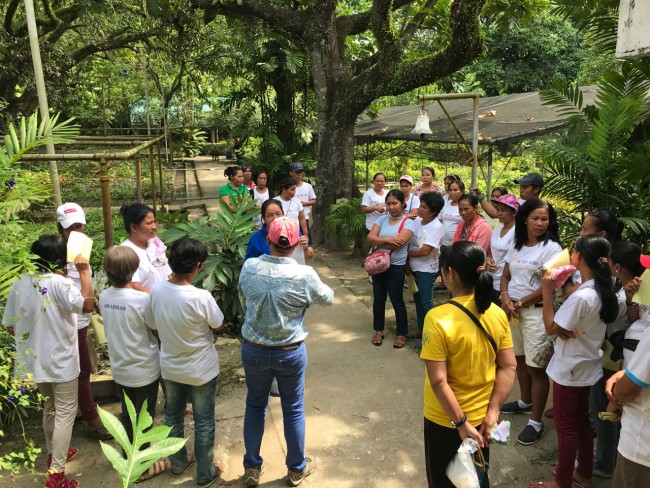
421, 241, 516, 487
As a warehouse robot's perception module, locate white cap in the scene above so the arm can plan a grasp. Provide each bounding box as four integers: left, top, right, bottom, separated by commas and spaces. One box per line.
56, 202, 86, 229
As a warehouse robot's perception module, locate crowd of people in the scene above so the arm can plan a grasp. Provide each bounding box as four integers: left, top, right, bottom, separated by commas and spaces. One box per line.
362, 168, 650, 487
3, 163, 650, 488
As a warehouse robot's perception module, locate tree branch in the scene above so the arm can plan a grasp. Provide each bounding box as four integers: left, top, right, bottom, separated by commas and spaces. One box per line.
191, 0, 307, 42
400, 0, 439, 46
336, 0, 415, 37
4, 0, 20, 37
348, 0, 486, 111
71, 29, 159, 64
388, 0, 486, 94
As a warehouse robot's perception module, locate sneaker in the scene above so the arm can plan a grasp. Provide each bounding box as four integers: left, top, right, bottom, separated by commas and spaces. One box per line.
286, 456, 316, 487
44, 472, 79, 488
592, 467, 613, 479
500, 400, 532, 415
517, 423, 545, 445
244, 466, 263, 486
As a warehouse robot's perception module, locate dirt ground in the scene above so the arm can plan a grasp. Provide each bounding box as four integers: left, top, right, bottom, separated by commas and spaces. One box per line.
1, 247, 615, 488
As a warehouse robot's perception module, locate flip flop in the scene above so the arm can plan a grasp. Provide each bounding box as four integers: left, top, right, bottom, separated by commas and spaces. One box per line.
372, 331, 384, 346
136, 458, 171, 483
170, 455, 197, 478
197, 461, 225, 488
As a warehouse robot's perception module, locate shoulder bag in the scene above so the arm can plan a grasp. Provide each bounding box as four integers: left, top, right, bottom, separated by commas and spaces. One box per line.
364, 217, 408, 275
448, 300, 498, 355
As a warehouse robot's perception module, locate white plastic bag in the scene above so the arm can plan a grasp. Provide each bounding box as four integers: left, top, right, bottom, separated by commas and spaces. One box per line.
446, 438, 480, 488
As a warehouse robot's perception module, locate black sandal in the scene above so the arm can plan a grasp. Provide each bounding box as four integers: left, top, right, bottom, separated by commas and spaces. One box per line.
171, 456, 197, 478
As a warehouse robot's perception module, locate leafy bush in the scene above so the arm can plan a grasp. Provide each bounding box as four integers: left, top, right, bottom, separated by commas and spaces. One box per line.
0, 110, 78, 475
98, 396, 186, 488
325, 198, 368, 256
157, 193, 258, 323
178, 129, 207, 157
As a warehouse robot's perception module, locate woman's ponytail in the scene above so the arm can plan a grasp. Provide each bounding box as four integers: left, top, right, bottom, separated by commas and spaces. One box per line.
444, 241, 493, 314
575, 236, 618, 323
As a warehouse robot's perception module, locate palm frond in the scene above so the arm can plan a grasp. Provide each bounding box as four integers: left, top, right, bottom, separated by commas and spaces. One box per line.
539, 79, 590, 132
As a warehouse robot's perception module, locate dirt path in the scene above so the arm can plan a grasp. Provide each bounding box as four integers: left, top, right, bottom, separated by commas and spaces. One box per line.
5, 250, 614, 487
3, 160, 615, 487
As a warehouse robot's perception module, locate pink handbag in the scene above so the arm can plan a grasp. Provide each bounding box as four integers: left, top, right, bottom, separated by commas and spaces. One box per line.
364, 250, 392, 275
363, 217, 408, 275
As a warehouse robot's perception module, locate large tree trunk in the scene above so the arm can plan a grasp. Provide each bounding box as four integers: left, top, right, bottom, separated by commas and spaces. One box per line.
312, 116, 357, 246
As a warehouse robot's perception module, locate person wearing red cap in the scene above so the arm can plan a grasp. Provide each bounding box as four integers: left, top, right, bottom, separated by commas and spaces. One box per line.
56, 203, 112, 441
238, 217, 334, 487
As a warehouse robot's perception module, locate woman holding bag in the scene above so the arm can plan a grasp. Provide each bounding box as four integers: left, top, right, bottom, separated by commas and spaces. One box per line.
367, 189, 415, 348
421, 241, 516, 487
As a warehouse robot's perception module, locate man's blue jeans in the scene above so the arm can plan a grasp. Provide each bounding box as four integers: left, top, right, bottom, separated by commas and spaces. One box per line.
372, 264, 408, 336
241, 342, 308, 471
412, 271, 438, 333
164, 376, 218, 485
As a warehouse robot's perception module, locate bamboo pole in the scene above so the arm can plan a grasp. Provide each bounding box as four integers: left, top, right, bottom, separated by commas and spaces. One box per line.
19, 135, 165, 161
135, 157, 143, 203
99, 159, 113, 248
24, 0, 62, 206
157, 141, 165, 209
149, 146, 157, 210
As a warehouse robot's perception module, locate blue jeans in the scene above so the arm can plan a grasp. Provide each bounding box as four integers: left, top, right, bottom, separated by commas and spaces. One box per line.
164, 376, 218, 485
241, 342, 308, 471
412, 271, 438, 333
372, 264, 408, 336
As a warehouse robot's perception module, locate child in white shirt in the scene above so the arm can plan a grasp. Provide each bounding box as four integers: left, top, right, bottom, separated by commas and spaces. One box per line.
539, 236, 619, 488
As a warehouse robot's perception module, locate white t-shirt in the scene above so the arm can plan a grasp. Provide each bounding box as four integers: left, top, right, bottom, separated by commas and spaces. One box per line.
408, 218, 444, 273
490, 224, 515, 291
295, 182, 316, 220
65, 262, 92, 329
618, 325, 650, 468
99, 287, 160, 388
120, 239, 172, 290
145, 281, 224, 386
547, 280, 606, 387
405, 194, 420, 214
361, 189, 387, 230
2, 273, 84, 383
439, 199, 462, 246
274, 196, 304, 223
505, 241, 562, 299
252, 187, 271, 228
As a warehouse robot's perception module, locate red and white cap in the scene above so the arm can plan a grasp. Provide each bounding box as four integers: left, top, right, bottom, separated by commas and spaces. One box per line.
56, 202, 86, 229
268, 217, 299, 248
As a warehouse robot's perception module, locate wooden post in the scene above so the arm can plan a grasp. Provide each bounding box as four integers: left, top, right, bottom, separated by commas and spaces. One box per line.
135, 157, 143, 203
99, 158, 113, 248
157, 142, 165, 209
149, 146, 157, 210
